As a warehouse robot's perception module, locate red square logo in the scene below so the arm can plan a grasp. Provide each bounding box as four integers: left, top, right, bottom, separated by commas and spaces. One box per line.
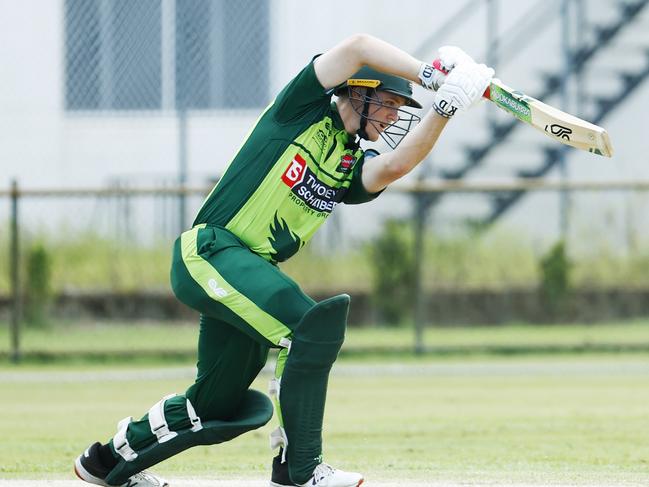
282, 153, 307, 188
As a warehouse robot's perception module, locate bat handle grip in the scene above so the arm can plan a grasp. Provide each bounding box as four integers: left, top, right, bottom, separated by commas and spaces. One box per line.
432, 59, 491, 99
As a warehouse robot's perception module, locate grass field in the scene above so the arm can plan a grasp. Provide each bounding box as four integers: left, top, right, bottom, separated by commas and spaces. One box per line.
3, 320, 649, 361
2, 355, 649, 484
2, 321, 649, 484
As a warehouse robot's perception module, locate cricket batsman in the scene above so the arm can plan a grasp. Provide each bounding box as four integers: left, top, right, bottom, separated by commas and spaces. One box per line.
74, 34, 493, 487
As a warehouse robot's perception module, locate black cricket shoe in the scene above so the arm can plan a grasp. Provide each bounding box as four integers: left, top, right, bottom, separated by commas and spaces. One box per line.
269, 453, 365, 487
74, 442, 169, 487
269, 451, 296, 486
74, 442, 112, 486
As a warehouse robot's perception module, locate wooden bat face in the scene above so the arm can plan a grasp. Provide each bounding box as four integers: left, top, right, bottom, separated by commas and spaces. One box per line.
487, 79, 613, 157
431, 59, 613, 157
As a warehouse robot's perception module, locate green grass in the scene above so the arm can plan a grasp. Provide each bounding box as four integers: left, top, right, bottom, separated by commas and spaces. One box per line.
6, 226, 649, 295
2, 357, 649, 483
2, 320, 649, 361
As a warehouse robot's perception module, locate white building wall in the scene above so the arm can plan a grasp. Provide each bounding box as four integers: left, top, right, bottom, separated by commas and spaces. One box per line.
0, 0, 496, 189
1, 0, 63, 186
1, 0, 648, 247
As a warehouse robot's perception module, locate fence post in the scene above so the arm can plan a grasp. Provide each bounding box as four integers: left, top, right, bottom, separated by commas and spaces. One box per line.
413, 189, 430, 355
178, 108, 188, 233
10, 179, 21, 363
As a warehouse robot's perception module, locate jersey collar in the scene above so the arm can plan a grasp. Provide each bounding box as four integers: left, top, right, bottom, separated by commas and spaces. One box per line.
330, 102, 361, 151
329, 102, 347, 131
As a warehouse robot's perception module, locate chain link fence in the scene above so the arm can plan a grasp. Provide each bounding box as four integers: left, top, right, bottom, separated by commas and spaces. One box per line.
64, 0, 270, 111
58, 0, 272, 235
5, 181, 649, 362
3, 0, 649, 362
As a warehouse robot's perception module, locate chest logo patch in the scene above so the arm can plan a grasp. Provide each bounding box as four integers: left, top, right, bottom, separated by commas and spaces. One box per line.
337, 154, 357, 174
281, 152, 347, 215
282, 154, 307, 188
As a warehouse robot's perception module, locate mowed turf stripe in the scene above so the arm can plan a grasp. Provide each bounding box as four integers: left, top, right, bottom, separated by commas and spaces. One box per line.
2, 359, 649, 383
0, 482, 640, 487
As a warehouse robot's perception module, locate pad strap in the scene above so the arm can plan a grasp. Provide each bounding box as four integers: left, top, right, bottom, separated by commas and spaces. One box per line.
113, 416, 138, 462
269, 377, 280, 399
149, 393, 179, 443
269, 426, 288, 463
186, 397, 203, 432
279, 337, 292, 352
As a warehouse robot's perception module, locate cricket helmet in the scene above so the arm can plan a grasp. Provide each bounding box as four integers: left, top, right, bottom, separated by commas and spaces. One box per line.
335, 66, 422, 149
336, 66, 422, 108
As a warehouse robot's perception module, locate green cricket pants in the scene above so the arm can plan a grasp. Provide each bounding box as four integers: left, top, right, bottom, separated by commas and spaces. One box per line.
117, 224, 314, 452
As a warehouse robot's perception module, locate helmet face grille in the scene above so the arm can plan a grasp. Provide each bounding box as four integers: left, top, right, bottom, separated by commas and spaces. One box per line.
380, 111, 420, 149
348, 86, 421, 149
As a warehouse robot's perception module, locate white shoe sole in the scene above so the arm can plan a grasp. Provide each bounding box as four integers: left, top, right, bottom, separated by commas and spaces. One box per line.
74, 455, 110, 486
297, 481, 363, 487
269, 478, 363, 487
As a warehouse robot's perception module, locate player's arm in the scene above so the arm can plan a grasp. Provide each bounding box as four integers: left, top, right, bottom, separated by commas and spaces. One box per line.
314, 34, 466, 92
361, 111, 449, 193
361, 62, 495, 193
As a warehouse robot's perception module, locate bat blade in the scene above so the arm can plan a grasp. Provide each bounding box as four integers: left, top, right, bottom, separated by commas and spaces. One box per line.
431, 59, 614, 157
487, 79, 614, 157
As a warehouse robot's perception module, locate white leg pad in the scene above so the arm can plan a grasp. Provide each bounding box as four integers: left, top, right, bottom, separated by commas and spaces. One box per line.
149, 393, 179, 443
113, 416, 138, 461
186, 397, 203, 432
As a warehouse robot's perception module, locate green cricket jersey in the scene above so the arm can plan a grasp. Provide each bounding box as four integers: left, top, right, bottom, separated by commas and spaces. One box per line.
193, 59, 381, 263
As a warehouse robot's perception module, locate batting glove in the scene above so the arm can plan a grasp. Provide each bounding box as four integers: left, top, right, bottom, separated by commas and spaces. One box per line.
418, 45, 476, 91
432, 62, 494, 118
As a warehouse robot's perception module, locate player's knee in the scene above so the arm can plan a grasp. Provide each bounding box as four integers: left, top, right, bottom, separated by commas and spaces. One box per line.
294, 294, 349, 340
288, 294, 350, 368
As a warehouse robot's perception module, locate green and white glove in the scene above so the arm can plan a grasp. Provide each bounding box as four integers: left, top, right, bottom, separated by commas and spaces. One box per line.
432, 62, 494, 118
418, 45, 476, 91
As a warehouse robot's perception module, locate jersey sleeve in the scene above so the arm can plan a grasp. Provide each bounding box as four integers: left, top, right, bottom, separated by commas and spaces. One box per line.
342, 149, 385, 205
272, 56, 332, 124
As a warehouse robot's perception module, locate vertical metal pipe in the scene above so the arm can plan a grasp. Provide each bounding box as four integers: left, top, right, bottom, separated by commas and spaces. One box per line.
161, 0, 179, 236
10, 180, 21, 363
161, 0, 176, 111
486, 0, 499, 126
413, 189, 426, 355
412, 154, 436, 355
178, 108, 188, 232
176, 3, 188, 233
559, 0, 572, 241
575, 0, 585, 115
98, 0, 114, 109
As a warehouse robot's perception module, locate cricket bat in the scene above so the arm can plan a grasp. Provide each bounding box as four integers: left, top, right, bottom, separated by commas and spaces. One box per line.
432, 59, 614, 157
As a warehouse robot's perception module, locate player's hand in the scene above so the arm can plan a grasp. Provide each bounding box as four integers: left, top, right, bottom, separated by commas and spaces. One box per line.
438, 45, 475, 71
418, 45, 475, 91
432, 62, 494, 118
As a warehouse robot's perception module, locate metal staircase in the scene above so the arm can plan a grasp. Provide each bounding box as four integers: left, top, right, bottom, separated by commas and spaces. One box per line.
418, 0, 649, 226
443, 0, 648, 180
483, 0, 649, 223
484, 48, 649, 222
